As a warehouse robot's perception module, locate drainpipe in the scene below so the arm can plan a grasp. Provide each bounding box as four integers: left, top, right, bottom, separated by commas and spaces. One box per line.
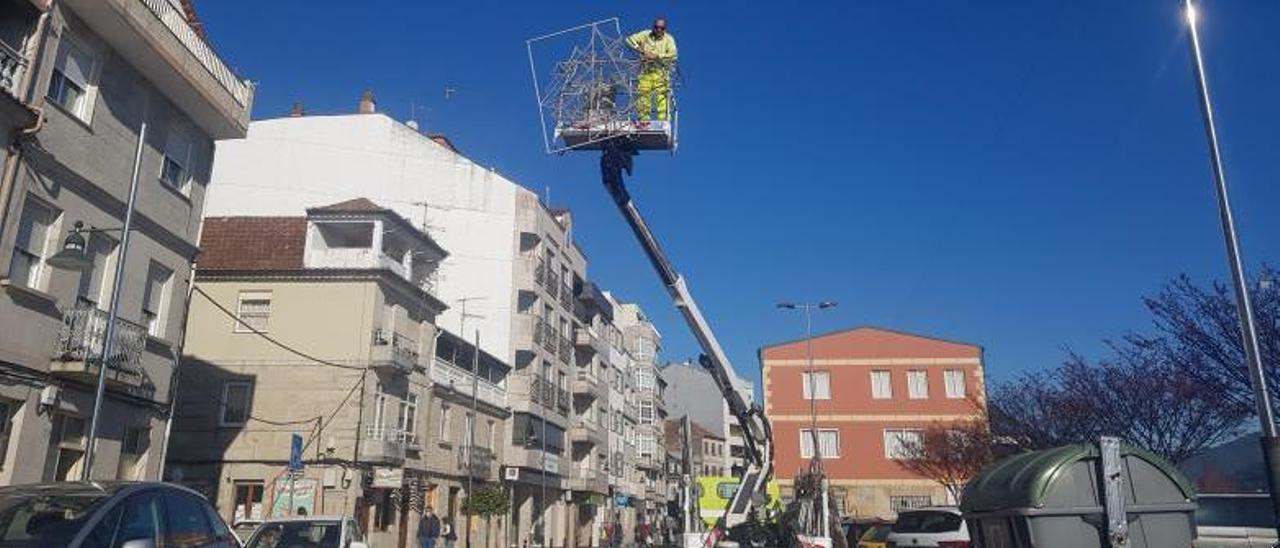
0, 4, 51, 253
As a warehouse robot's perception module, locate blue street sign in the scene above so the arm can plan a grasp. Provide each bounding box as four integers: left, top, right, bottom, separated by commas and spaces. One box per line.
289, 433, 304, 472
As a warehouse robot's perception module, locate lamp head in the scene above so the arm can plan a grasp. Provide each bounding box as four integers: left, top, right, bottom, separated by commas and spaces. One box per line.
818, 301, 838, 309
47, 221, 93, 272
776, 303, 796, 310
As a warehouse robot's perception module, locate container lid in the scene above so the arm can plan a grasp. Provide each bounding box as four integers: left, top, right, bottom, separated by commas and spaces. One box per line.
959, 442, 1195, 513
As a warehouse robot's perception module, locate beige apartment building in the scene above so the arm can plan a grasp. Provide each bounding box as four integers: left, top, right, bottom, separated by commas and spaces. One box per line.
0, 0, 250, 484
612, 301, 669, 525
167, 199, 510, 548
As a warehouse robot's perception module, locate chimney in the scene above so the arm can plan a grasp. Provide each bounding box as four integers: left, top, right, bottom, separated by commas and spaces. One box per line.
358, 89, 376, 114
290, 102, 305, 117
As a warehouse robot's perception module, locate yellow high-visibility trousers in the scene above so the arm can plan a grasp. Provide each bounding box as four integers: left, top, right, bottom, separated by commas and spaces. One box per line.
636, 70, 671, 121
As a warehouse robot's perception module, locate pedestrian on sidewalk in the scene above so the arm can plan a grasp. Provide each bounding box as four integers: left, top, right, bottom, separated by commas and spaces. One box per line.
418, 506, 441, 548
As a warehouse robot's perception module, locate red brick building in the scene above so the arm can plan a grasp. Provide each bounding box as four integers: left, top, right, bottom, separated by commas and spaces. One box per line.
760, 326, 986, 518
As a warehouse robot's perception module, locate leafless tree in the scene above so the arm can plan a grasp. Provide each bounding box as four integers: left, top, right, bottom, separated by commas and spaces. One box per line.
896, 403, 994, 503
988, 269, 1274, 464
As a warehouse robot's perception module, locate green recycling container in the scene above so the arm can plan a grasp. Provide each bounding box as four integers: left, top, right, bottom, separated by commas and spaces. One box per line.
960, 442, 1197, 547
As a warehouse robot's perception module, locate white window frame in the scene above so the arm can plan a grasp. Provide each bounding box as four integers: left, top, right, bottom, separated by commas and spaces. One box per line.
141, 262, 173, 338
160, 126, 195, 194
234, 290, 272, 333
799, 428, 841, 459
883, 428, 924, 460
75, 233, 118, 309
870, 370, 892, 399
8, 196, 59, 290
220, 381, 253, 427
944, 369, 966, 399
399, 393, 418, 439
802, 371, 831, 400
907, 370, 929, 400
438, 404, 451, 443
47, 35, 98, 122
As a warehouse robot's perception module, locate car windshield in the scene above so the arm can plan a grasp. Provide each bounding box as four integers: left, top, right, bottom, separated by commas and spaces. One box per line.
1197, 496, 1272, 528
892, 511, 961, 534
246, 520, 343, 548
0, 489, 110, 546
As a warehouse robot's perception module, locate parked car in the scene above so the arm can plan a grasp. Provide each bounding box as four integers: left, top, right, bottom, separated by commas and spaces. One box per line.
857, 521, 894, 548
886, 507, 969, 548
0, 481, 239, 547
243, 515, 367, 548
233, 519, 263, 543
843, 517, 889, 545
1195, 493, 1277, 547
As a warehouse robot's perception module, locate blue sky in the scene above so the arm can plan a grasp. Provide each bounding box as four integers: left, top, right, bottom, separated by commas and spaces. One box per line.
196, 1, 1279, 390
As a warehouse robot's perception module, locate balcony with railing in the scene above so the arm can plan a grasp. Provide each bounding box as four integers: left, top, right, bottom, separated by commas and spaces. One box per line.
51, 304, 152, 395
569, 419, 603, 446
430, 357, 506, 409
362, 424, 406, 464
529, 376, 555, 408
559, 284, 574, 310
61, 0, 254, 138
556, 387, 570, 413
573, 369, 601, 396
558, 334, 573, 365
0, 37, 25, 99
572, 464, 609, 494
371, 328, 419, 373
457, 444, 495, 479
539, 320, 558, 354
545, 269, 561, 298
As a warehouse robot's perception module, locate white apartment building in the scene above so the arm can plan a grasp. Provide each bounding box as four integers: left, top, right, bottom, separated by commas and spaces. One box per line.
203, 103, 667, 547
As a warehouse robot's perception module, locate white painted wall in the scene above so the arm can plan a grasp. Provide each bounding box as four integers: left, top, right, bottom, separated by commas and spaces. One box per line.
205, 114, 521, 358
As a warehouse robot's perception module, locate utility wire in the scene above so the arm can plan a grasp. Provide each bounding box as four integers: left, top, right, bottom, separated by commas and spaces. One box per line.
193, 286, 366, 371
173, 365, 323, 427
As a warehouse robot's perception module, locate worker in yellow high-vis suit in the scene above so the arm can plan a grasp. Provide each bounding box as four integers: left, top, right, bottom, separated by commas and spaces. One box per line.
627, 17, 677, 121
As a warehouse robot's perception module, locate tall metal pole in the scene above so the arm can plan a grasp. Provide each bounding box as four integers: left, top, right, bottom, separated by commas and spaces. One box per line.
466, 329, 480, 548
1182, 0, 1280, 530
82, 119, 147, 481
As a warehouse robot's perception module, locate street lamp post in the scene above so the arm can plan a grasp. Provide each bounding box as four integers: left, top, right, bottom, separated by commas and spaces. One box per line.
1182, 0, 1280, 532
47, 120, 148, 481
777, 301, 836, 539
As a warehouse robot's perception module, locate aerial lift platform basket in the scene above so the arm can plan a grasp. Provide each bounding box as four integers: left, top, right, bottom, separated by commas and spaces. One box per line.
528, 18, 839, 548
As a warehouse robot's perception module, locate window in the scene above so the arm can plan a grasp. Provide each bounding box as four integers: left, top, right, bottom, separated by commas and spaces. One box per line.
884, 429, 924, 460
46, 413, 86, 481
116, 493, 163, 545
233, 481, 265, 522
7, 197, 56, 289
117, 427, 149, 480
944, 369, 966, 399
0, 402, 11, 471
870, 370, 892, 399
438, 404, 451, 443
799, 429, 841, 459
161, 491, 214, 546
889, 495, 934, 513
907, 370, 929, 399
234, 291, 271, 332
75, 234, 117, 308
220, 381, 252, 426
141, 262, 173, 338
47, 38, 95, 119
161, 127, 194, 192
802, 371, 831, 400
464, 412, 475, 447
639, 400, 654, 425
399, 393, 418, 442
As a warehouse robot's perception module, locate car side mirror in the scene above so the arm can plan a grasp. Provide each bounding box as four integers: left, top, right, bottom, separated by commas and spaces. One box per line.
121, 540, 156, 548
349, 542, 369, 548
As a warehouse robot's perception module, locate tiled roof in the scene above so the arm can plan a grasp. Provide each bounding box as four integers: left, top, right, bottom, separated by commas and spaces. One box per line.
180, 0, 207, 40
760, 325, 981, 361
308, 197, 383, 213
198, 217, 306, 271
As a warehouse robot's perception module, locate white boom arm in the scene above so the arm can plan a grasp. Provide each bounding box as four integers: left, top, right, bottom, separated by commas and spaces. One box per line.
600, 143, 775, 542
